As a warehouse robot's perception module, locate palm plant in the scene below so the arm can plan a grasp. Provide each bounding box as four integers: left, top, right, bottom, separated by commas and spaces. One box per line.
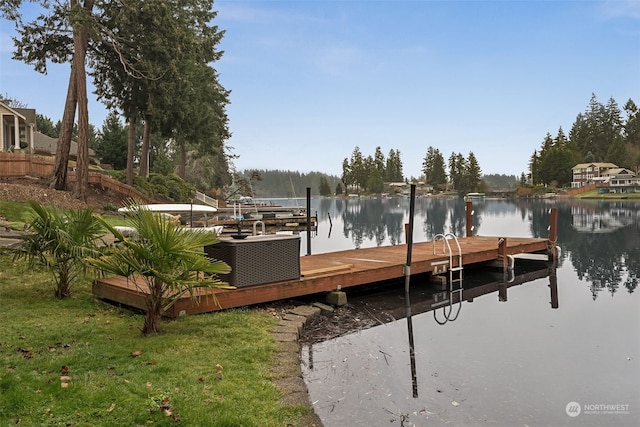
86, 203, 232, 334
14, 200, 106, 298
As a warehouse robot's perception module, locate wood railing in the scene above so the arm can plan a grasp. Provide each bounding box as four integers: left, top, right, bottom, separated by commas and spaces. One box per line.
0, 152, 154, 203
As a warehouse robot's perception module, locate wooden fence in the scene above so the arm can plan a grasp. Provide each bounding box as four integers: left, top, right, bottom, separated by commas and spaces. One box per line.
0, 152, 154, 203
562, 183, 606, 197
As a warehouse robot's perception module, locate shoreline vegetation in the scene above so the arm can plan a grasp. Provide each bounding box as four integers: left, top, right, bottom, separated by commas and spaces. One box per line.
0, 254, 319, 426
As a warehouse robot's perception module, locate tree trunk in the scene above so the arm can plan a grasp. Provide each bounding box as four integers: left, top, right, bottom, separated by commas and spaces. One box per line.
139, 119, 150, 178
178, 143, 186, 179
50, 58, 77, 190
55, 263, 72, 299
142, 279, 164, 335
74, 14, 91, 202
126, 115, 136, 186
50, 0, 95, 193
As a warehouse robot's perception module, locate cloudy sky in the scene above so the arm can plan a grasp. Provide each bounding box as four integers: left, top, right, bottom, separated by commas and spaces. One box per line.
2, 0, 639, 178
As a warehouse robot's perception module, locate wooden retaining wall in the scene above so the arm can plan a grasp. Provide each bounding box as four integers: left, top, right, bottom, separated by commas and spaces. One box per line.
0, 152, 154, 203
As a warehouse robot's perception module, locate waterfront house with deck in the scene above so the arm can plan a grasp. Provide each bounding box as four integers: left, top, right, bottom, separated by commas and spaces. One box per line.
0, 101, 93, 159
0, 101, 36, 153
571, 162, 619, 188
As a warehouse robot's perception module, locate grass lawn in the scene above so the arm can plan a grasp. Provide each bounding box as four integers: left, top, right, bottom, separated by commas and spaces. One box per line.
0, 255, 308, 426
574, 190, 640, 199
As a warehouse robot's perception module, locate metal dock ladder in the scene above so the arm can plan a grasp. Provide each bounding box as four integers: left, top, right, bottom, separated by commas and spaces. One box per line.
432, 233, 464, 325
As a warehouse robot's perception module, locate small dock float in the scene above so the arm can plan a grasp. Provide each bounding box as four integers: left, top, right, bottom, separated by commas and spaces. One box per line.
92, 234, 557, 318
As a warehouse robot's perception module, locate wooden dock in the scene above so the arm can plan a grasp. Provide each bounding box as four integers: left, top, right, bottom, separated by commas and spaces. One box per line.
92, 234, 556, 317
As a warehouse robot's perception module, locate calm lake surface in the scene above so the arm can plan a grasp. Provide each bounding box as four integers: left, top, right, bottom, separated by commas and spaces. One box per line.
264, 196, 640, 427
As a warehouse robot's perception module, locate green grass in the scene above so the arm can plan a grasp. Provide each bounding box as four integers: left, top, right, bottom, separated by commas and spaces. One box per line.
575, 189, 640, 199
0, 255, 307, 426
0, 200, 34, 230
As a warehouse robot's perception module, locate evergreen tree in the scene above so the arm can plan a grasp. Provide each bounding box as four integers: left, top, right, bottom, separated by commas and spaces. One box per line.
319, 176, 332, 196
624, 99, 640, 146
535, 131, 574, 186
362, 155, 374, 191
36, 114, 57, 138
366, 168, 384, 194
341, 158, 352, 189
465, 152, 482, 193
448, 152, 466, 195
422, 146, 447, 190
373, 146, 386, 178
385, 149, 403, 181
95, 111, 128, 170
606, 135, 627, 169
350, 147, 365, 192
623, 99, 640, 172
519, 172, 528, 186
569, 112, 589, 158
553, 127, 567, 147
529, 150, 540, 185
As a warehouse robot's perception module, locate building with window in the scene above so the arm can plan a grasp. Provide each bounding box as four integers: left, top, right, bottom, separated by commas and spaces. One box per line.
0, 101, 36, 152
571, 163, 619, 188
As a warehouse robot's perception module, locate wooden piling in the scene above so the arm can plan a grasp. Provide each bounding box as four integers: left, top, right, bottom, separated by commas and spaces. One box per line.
548, 207, 558, 260
498, 237, 508, 271
465, 201, 474, 237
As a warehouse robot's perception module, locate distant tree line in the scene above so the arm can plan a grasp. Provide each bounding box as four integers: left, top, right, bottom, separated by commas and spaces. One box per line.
530, 94, 640, 187
238, 169, 340, 198
482, 174, 518, 192
422, 148, 485, 196
341, 146, 404, 194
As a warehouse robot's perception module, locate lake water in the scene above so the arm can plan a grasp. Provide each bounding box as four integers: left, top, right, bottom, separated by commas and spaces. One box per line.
263, 196, 640, 427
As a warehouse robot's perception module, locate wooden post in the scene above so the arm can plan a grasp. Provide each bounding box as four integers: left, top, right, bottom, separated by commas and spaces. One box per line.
548, 207, 558, 261
549, 266, 559, 309
465, 201, 473, 237
306, 187, 311, 256
498, 237, 508, 302
404, 223, 409, 244
498, 237, 508, 271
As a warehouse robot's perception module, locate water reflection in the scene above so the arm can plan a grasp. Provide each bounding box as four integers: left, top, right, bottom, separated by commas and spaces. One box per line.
301, 260, 559, 425
561, 201, 640, 299
296, 197, 640, 427
304, 197, 640, 300
405, 260, 557, 399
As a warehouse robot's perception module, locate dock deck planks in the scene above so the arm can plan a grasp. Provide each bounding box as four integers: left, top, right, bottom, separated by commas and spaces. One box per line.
92, 235, 553, 317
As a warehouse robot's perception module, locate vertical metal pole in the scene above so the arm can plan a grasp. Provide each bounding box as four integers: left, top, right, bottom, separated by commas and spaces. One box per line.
404, 184, 418, 398
306, 187, 311, 256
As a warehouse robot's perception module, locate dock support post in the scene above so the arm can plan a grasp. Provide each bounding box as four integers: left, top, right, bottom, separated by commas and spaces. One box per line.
306, 187, 311, 255
498, 237, 508, 271
548, 208, 558, 261
465, 201, 474, 237
498, 237, 508, 302
548, 254, 559, 309
549, 266, 559, 309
